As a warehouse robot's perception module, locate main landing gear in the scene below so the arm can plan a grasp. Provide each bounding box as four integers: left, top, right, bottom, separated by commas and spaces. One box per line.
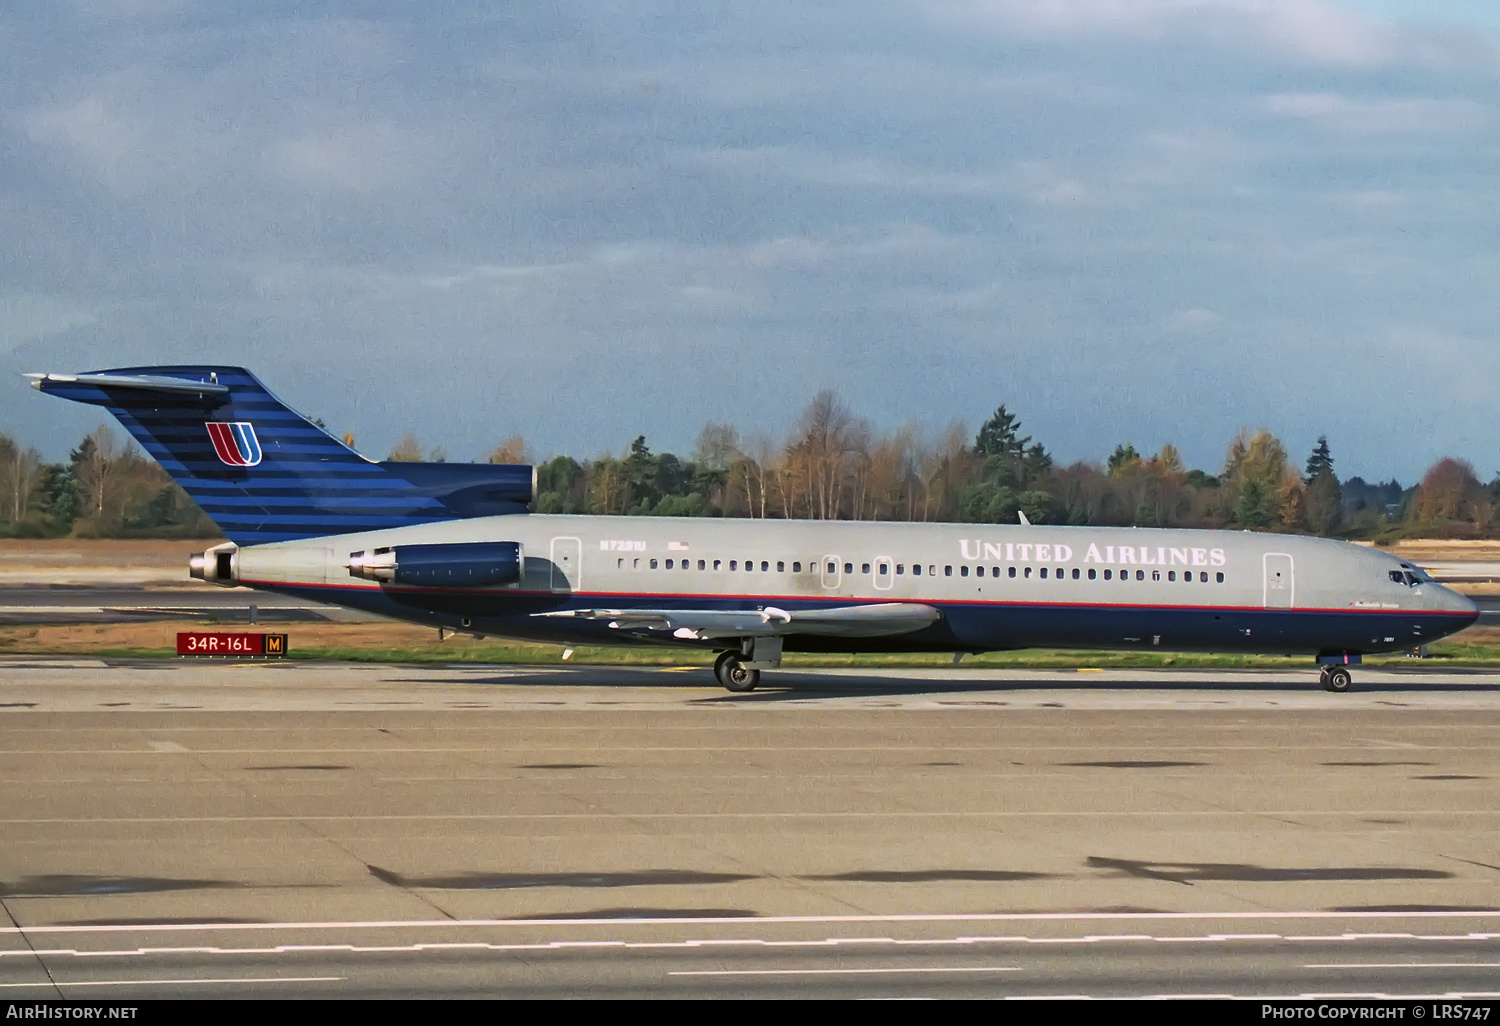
714, 651, 760, 693
1320, 665, 1353, 693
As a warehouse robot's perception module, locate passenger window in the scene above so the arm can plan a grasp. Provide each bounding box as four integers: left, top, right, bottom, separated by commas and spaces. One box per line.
792, 561, 801, 573
897, 564, 905, 575
862, 563, 871, 574
960, 565, 969, 577
633, 558, 640, 569
1216, 572, 1224, 583
845, 563, 853, 575
713, 559, 721, 571
650, 559, 659, 569
762, 561, 769, 572
1104, 569, 1111, 580
1200, 571, 1207, 582
697, 559, 705, 570
1008, 566, 1017, 578
976, 566, 985, 578
729, 560, 737, 571
683, 561, 690, 571
1039, 567, 1048, 579
879, 563, 889, 575
1072, 568, 1080, 580
913, 565, 923, 576
1056, 567, 1063, 579
1152, 570, 1160, 581
1024, 567, 1032, 578
777, 561, 785, 572
665, 559, 674, 569
993, 566, 1001, 577
1167, 571, 1175, 581
929, 565, 936, 577
1136, 570, 1145, 581
1088, 568, 1096, 580
827, 561, 836, 574
944, 565, 952, 576
617, 558, 624, 569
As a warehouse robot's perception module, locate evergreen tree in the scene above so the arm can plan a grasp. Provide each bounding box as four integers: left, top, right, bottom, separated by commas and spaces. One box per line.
973, 406, 1030, 458
1305, 435, 1335, 480
1107, 443, 1141, 477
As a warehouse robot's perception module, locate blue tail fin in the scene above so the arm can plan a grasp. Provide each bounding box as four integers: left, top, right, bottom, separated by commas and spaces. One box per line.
30, 366, 533, 545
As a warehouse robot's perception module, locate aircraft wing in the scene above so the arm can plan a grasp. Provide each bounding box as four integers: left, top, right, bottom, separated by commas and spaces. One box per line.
535, 602, 940, 641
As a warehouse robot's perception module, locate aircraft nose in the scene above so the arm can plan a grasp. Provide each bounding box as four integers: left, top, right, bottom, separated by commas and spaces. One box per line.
1444, 587, 1481, 626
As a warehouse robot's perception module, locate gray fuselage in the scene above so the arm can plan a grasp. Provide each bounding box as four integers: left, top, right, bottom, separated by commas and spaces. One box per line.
221, 516, 1479, 659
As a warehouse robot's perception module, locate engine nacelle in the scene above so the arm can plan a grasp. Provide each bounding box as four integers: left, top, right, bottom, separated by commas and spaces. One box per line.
347, 541, 523, 587
188, 542, 239, 587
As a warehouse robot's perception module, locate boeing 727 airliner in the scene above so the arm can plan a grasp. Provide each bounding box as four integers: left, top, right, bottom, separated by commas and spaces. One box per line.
29, 366, 1479, 692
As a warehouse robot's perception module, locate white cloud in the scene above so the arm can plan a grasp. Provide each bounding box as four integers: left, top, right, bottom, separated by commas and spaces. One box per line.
270, 125, 436, 193
1164, 307, 1223, 332
20, 97, 144, 187
0, 294, 98, 354
931, 0, 1398, 66
1263, 92, 1487, 133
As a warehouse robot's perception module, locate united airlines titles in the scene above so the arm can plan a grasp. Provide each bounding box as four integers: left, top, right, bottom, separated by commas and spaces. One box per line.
959, 539, 1227, 567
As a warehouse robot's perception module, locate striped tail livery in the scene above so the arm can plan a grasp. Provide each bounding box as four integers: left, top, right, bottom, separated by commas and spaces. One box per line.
28, 366, 534, 545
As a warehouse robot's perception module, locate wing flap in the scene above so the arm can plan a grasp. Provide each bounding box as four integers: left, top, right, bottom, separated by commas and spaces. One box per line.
536, 602, 939, 640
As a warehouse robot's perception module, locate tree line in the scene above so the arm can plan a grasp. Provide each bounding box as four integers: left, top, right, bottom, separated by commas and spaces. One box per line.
2, 396, 1496, 540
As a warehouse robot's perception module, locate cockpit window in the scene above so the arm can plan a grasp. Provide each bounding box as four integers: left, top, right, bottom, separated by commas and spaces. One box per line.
1388, 570, 1404, 584
1388, 568, 1426, 587
1404, 571, 1422, 587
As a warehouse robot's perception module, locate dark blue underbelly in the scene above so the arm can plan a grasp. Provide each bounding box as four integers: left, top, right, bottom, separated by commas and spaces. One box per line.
266, 584, 1476, 657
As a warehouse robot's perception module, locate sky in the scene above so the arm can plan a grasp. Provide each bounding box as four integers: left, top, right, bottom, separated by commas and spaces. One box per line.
1, 0, 1497, 482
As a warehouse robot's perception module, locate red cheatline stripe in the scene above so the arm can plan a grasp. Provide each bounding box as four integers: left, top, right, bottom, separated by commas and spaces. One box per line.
233, 578, 1474, 617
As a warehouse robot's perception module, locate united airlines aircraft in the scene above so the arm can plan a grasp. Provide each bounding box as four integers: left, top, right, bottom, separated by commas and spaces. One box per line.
30, 366, 1479, 692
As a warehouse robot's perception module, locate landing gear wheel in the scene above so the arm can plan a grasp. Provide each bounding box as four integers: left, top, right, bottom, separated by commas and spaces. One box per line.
714, 651, 760, 693
1322, 666, 1352, 693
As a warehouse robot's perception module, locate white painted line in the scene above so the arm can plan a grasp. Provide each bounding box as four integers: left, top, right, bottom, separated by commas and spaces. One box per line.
671, 966, 1022, 977
6, 910, 1500, 936
0, 977, 343, 988
8, 933, 1500, 960
3, 809, 1499, 824
1304, 963, 1500, 969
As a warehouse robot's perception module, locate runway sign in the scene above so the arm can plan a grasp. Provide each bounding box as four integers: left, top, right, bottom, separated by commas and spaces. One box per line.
177, 632, 288, 657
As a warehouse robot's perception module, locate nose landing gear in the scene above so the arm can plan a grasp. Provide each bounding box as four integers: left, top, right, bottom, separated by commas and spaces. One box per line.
1320, 666, 1352, 693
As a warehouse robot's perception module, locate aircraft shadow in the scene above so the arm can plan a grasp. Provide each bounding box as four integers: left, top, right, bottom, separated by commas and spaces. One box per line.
386, 665, 1500, 703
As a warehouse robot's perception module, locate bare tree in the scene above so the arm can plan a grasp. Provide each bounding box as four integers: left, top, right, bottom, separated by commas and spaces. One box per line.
691, 422, 740, 473
386, 433, 424, 461
0, 435, 38, 524
488, 436, 528, 464
73, 426, 123, 526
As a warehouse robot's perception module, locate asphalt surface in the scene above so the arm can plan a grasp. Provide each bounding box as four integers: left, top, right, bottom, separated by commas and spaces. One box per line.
0, 659, 1498, 998
0, 584, 359, 624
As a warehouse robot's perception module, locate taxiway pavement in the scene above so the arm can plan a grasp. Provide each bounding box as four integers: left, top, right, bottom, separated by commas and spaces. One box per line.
0, 659, 1497, 998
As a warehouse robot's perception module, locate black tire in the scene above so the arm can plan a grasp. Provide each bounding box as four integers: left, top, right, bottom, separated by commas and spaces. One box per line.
1324, 667, 1352, 693
714, 651, 759, 693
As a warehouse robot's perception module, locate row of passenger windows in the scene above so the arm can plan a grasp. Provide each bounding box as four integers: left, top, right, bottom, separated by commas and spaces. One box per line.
615, 556, 1224, 584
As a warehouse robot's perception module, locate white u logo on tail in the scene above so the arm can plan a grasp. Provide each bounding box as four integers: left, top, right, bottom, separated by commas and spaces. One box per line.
206, 422, 263, 466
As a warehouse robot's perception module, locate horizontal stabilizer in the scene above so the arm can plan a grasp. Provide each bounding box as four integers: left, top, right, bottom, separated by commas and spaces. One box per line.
28, 371, 229, 399
536, 602, 940, 640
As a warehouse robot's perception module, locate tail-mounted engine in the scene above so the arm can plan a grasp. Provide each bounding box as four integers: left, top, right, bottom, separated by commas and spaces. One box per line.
347, 541, 523, 587
188, 542, 239, 587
